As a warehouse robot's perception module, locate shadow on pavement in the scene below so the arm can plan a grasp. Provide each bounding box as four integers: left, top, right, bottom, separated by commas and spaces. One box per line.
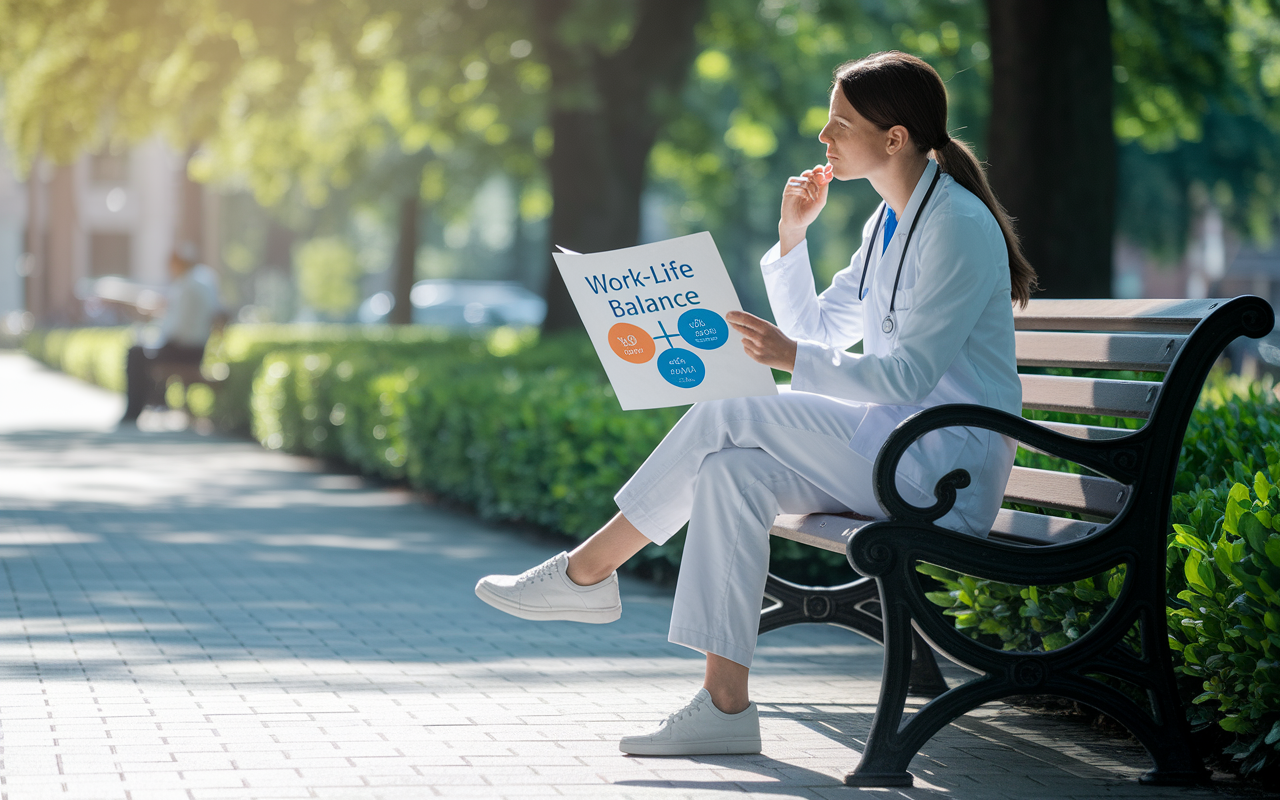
0, 427, 880, 696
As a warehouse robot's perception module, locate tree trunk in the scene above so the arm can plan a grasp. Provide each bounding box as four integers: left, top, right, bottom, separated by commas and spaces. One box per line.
534, 0, 707, 332
986, 0, 1115, 298
390, 193, 419, 325
179, 148, 205, 259
23, 158, 46, 323
45, 164, 79, 325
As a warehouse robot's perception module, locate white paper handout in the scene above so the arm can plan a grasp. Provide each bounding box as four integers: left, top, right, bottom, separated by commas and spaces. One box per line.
553, 231, 779, 410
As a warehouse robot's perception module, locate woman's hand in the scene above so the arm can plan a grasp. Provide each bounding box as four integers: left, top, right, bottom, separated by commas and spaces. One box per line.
779, 163, 833, 255
727, 311, 798, 373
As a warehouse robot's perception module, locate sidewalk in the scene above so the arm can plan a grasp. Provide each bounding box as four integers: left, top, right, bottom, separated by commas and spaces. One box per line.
0, 351, 1262, 800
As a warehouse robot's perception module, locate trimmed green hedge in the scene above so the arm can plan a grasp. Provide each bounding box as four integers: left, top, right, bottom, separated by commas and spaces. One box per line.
24, 327, 134, 393
23, 324, 1280, 776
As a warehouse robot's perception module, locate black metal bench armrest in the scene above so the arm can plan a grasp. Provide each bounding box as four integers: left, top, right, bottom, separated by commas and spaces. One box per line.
870, 294, 1276, 529
870, 403, 1143, 526
846, 513, 1137, 589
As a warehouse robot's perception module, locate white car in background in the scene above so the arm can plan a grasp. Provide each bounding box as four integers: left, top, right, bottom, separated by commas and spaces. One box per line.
358, 280, 546, 328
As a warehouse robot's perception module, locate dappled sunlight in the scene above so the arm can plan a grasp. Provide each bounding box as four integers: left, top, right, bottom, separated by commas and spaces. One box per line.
0, 354, 1199, 796
0, 531, 100, 545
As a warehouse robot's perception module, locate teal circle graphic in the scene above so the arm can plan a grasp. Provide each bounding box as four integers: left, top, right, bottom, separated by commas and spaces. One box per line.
657, 348, 705, 388
677, 309, 729, 350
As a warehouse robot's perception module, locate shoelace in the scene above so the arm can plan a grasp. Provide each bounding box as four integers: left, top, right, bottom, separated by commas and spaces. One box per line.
660, 695, 706, 729
520, 559, 558, 584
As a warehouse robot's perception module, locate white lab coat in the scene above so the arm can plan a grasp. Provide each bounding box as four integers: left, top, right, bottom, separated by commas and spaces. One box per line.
761, 158, 1020, 535
159, 264, 221, 348
613, 159, 1020, 667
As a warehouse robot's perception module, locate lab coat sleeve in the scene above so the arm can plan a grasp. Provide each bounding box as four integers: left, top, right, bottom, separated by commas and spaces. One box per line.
159, 278, 200, 346
791, 208, 1001, 405
760, 218, 875, 348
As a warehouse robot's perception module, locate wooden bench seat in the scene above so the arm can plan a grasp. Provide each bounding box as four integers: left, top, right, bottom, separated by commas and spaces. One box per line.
760, 295, 1274, 787
147, 359, 225, 414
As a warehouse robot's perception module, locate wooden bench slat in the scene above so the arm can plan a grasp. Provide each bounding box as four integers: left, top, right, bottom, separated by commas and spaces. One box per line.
988, 508, 1101, 545
1020, 373, 1160, 418
769, 513, 869, 554
768, 507, 1104, 554
1004, 466, 1129, 517
1014, 298, 1222, 333
1030, 420, 1135, 440
1015, 331, 1185, 372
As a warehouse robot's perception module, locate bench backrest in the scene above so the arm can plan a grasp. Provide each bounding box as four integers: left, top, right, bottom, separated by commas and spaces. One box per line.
997, 298, 1248, 545
769, 296, 1273, 554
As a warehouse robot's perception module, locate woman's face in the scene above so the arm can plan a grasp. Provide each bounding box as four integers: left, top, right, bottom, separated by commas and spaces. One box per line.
818, 88, 907, 181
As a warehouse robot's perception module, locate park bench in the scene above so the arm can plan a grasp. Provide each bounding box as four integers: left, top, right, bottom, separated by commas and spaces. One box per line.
760, 295, 1275, 788
144, 313, 230, 414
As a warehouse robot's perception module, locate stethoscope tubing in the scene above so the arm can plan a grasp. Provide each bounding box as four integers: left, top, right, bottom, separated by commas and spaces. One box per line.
857, 168, 944, 335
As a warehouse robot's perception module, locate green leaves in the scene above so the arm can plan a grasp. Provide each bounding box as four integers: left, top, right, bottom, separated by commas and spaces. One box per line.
1267, 536, 1280, 569
1168, 429, 1280, 775
914, 560, 1125, 654
1185, 551, 1218, 596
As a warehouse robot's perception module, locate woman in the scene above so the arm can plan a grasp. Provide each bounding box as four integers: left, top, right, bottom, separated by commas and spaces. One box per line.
475, 51, 1036, 756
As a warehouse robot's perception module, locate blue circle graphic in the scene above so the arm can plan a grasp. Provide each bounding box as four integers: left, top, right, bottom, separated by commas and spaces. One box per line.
656, 348, 706, 389
677, 309, 729, 350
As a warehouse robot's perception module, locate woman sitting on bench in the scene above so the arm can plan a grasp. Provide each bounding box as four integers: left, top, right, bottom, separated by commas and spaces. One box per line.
476, 50, 1038, 756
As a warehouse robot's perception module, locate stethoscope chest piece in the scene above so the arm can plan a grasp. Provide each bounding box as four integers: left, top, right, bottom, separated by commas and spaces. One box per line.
881, 316, 895, 334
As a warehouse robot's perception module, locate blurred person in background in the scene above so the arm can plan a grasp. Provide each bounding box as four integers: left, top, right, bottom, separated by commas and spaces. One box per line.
119, 242, 221, 425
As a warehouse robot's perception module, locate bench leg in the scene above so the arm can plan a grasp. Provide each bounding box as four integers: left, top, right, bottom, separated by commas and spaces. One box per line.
844, 584, 920, 787
760, 572, 948, 697
907, 628, 948, 697
845, 598, 1209, 787
1099, 615, 1208, 786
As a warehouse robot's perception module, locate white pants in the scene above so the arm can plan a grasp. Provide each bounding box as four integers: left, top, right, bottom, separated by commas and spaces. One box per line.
614, 389, 931, 668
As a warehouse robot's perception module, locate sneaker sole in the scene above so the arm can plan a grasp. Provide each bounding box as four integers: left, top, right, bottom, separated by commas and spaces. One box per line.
619, 737, 762, 756
474, 582, 621, 624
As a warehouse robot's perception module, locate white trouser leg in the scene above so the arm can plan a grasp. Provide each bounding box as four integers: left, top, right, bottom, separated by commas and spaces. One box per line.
614, 390, 881, 545
613, 390, 895, 667
667, 448, 853, 667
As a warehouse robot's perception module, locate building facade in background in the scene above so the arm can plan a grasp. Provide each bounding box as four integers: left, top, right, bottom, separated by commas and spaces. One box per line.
2, 140, 220, 328
0, 137, 24, 330
1114, 207, 1280, 310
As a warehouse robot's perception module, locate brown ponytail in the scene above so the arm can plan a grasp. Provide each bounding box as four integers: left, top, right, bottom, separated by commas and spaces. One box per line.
835, 52, 1038, 306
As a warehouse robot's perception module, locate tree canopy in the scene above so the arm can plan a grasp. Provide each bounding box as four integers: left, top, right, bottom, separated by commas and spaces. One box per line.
3, 0, 1279, 322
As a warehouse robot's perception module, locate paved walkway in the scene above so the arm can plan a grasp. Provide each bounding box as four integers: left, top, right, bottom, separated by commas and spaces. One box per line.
0, 352, 1265, 800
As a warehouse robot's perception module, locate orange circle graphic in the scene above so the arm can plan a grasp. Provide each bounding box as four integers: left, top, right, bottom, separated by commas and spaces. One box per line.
608, 323, 656, 364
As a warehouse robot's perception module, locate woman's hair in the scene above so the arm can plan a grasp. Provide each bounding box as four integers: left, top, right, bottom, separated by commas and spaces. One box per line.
835, 51, 1037, 306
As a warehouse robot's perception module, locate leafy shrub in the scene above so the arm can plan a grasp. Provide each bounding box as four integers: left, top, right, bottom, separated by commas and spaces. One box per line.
205, 323, 475, 433
918, 563, 1125, 653
24, 327, 134, 392
1169, 460, 1280, 775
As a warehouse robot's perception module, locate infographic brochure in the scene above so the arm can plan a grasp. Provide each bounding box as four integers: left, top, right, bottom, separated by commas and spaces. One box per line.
553, 232, 779, 410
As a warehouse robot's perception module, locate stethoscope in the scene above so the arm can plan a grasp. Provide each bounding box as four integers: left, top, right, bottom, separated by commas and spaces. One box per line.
857, 168, 943, 335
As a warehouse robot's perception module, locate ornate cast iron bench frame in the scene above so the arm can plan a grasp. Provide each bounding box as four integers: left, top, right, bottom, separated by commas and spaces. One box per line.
761, 295, 1275, 787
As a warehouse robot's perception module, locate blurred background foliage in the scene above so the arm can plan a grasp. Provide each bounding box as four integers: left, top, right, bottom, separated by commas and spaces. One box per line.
2, 0, 1279, 325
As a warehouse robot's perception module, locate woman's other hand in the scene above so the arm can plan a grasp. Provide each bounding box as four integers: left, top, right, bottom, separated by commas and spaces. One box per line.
779, 163, 833, 256
726, 311, 798, 373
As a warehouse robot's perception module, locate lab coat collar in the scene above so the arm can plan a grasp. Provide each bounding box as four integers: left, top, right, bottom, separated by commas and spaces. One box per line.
875, 158, 939, 271
896, 159, 940, 239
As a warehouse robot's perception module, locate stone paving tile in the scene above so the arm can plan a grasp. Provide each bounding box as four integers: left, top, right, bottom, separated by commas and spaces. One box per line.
0, 352, 1275, 800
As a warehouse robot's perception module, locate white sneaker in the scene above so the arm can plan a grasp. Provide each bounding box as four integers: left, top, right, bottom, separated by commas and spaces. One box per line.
474, 552, 621, 623
619, 688, 761, 756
